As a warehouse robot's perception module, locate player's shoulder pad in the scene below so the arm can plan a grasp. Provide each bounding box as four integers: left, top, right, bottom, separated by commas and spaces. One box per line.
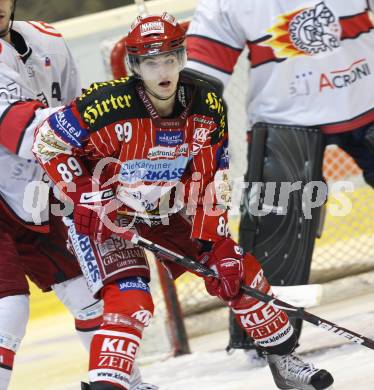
75, 76, 138, 130
181, 69, 227, 119
181, 69, 224, 98
182, 67, 224, 95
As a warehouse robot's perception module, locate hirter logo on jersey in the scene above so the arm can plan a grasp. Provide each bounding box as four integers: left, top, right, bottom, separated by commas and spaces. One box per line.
261, 2, 341, 59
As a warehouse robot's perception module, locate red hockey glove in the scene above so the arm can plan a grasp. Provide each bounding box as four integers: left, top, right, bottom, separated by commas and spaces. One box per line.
200, 238, 245, 301
68, 177, 117, 243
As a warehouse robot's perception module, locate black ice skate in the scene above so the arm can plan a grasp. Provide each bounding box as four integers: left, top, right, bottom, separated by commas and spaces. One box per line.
267, 353, 334, 390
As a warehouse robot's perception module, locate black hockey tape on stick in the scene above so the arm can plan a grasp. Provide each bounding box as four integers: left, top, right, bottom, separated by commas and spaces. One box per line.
119, 230, 374, 351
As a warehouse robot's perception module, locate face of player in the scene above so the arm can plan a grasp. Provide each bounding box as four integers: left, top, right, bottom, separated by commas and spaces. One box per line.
138, 52, 180, 99
0, 0, 13, 39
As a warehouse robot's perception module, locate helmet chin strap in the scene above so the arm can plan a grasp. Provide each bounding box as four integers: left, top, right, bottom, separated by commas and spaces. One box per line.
143, 84, 177, 101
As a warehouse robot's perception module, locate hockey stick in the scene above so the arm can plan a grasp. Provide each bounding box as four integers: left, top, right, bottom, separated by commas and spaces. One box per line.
119, 230, 374, 351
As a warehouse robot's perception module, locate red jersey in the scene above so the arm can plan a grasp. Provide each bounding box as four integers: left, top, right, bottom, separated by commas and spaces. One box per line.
33, 73, 230, 242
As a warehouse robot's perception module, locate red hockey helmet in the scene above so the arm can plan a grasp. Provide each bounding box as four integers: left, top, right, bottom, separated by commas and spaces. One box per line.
126, 12, 185, 56
125, 12, 187, 76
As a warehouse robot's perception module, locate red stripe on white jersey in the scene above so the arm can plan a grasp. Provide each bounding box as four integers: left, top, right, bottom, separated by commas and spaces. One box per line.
0, 100, 45, 154
187, 35, 242, 74
320, 106, 374, 133
340, 11, 374, 39
248, 38, 283, 68
27, 21, 63, 38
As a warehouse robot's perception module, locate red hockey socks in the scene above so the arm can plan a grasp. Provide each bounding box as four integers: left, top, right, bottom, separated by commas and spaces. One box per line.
89, 324, 141, 389
88, 282, 154, 389
231, 254, 296, 355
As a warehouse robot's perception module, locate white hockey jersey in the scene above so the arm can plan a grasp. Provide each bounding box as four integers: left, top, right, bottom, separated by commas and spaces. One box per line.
187, 0, 374, 133
0, 21, 81, 229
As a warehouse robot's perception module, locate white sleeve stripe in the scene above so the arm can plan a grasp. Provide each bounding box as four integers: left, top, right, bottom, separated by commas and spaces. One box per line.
105, 126, 116, 152
96, 130, 110, 155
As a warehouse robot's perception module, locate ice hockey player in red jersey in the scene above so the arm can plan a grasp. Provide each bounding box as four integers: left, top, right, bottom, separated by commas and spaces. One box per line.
0, 1, 154, 389
33, 12, 334, 390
